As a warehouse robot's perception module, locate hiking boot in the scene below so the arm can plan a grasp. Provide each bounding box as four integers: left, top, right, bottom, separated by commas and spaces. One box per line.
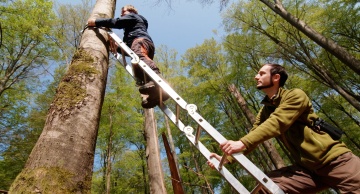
141, 99, 159, 109
138, 81, 156, 94
139, 73, 170, 94
140, 89, 170, 109
140, 90, 170, 109
141, 94, 159, 109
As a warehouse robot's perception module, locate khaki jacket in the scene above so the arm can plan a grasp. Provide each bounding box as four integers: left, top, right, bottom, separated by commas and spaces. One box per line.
240, 88, 350, 170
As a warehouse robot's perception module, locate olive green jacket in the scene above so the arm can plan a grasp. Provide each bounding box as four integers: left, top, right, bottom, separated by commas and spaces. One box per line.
240, 87, 349, 170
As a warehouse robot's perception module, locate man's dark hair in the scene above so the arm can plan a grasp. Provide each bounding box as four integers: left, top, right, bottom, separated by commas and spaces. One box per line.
267, 63, 288, 87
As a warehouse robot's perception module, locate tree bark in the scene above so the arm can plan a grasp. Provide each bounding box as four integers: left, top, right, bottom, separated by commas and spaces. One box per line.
9, 0, 115, 193
144, 109, 167, 194
164, 116, 181, 173
163, 115, 184, 194
259, 0, 360, 75
228, 84, 285, 169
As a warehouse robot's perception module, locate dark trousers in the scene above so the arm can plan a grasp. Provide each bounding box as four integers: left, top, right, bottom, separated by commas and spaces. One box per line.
260, 152, 360, 193
130, 38, 159, 83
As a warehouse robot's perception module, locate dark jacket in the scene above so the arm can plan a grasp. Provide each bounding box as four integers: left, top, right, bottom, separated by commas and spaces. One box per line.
95, 13, 153, 47
240, 87, 350, 170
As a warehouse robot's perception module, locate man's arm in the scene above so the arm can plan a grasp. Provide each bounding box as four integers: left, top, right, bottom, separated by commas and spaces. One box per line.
87, 17, 129, 29
241, 89, 309, 152
220, 140, 247, 155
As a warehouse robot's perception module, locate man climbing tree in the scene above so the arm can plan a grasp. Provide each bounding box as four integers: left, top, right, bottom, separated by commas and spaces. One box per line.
87, 4, 170, 109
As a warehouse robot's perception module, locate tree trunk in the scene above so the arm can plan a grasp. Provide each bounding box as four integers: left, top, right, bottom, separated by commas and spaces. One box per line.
228, 84, 285, 169
164, 116, 181, 173
9, 0, 115, 193
162, 133, 184, 194
163, 115, 184, 194
106, 107, 114, 194
259, 0, 360, 75
144, 109, 167, 194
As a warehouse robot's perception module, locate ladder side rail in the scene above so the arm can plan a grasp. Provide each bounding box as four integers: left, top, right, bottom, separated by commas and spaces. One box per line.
159, 105, 250, 194
108, 31, 135, 77
108, 30, 140, 65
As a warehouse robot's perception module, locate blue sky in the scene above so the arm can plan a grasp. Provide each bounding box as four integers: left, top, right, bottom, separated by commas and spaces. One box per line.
131, 0, 226, 55
62, 0, 226, 56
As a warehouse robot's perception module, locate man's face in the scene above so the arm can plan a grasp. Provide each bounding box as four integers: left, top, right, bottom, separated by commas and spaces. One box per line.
255, 65, 274, 90
121, 9, 129, 16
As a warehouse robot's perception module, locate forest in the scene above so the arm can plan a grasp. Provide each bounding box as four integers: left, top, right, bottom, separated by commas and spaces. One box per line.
0, 0, 359, 193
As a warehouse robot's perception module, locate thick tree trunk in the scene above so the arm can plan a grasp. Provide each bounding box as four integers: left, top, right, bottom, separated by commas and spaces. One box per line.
9, 0, 115, 193
144, 109, 167, 194
228, 84, 285, 169
259, 0, 360, 75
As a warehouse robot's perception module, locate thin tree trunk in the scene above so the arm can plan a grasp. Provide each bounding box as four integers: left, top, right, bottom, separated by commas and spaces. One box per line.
140, 144, 148, 194
259, 0, 360, 75
164, 116, 181, 173
106, 107, 114, 194
309, 60, 360, 111
9, 0, 115, 193
163, 115, 184, 194
162, 133, 184, 194
144, 109, 167, 194
228, 84, 285, 169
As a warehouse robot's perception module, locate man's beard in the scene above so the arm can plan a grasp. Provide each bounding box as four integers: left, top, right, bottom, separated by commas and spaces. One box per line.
257, 79, 274, 90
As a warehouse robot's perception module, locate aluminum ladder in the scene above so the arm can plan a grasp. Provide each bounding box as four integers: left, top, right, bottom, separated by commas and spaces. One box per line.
107, 30, 284, 194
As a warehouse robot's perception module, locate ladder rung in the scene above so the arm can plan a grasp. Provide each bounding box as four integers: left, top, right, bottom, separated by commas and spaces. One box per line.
251, 183, 263, 194
194, 125, 202, 145
176, 104, 180, 124
218, 154, 227, 170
